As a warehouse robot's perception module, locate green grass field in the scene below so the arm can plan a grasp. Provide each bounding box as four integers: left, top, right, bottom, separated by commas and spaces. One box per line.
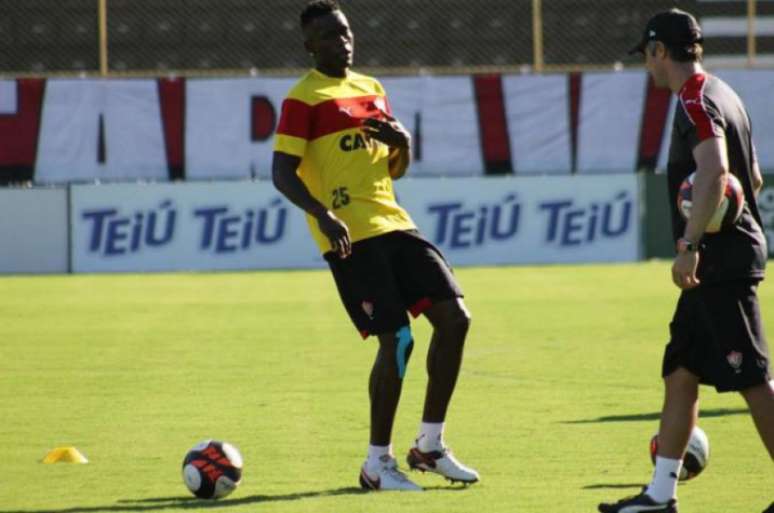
0, 262, 771, 513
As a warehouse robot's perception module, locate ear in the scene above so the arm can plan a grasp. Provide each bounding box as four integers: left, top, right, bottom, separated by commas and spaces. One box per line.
655, 41, 667, 59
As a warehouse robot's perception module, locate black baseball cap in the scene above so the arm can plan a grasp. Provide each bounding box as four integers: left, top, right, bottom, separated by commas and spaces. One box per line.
629, 8, 703, 55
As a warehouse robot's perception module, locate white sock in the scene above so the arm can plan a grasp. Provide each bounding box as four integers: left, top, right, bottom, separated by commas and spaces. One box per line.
366, 444, 391, 470
416, 422, 444, 451
646, 456, 682, 503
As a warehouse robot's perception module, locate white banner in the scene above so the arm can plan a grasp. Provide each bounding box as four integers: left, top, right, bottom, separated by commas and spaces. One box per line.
69, 176, 639, 273
577, 71, 647, 174
17, 71, 774, 185
0, 79, 16, 114
656, 95, 678, 172
714, 70, 774, 171
502, 74, 572, 174
36, 80, 169, 183
186, 78, 296, 180
0, 188, 68, 273
70, 182, 321, 273
396, 175, 640, 265
380, 76, 484, 176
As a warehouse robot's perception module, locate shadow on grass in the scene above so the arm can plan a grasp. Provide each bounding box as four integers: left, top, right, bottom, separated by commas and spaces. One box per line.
562, 407, 748, 424
582, 483, 645, 490
3, 487, 365, 513
422, 484, 476, 491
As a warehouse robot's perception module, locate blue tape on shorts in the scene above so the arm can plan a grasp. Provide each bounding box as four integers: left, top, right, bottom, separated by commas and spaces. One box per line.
395, 325, 414, 379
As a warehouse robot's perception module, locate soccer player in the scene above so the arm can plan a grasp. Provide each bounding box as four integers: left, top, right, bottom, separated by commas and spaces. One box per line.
599, 9, 773, 513
271, 0, 479, 491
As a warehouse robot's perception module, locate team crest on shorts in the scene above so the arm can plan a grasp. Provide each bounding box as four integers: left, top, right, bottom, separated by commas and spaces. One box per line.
361, 300, 374, 319
726, 351, 743, 373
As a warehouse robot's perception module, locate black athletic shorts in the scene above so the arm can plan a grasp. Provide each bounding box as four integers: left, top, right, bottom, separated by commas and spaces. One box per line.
663, 279, 771, 392
324, 230, 463, 338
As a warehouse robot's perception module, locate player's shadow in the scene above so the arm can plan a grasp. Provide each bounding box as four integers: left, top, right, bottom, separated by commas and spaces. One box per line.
1, 487, 365, 513
562, 407, 748, 424
582, 483, 645, 490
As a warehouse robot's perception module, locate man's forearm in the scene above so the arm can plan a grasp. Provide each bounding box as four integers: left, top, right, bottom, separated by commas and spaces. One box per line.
272, 168, 327, 219
388, 145, 411, 179
684, 169, 725, 242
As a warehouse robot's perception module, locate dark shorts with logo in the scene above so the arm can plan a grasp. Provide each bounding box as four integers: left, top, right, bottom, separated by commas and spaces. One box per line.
324, 230, 462, 338
663, 279, 771, 392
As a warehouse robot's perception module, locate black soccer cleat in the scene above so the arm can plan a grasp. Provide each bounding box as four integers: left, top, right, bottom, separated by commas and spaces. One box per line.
762, 502, 774, 513
598, 489, 677, 513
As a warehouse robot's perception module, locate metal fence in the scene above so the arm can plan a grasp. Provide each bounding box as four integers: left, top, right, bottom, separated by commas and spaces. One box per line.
0, 0, 772, 76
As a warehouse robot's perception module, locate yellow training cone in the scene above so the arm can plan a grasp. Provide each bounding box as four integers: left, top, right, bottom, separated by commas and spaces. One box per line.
42, 447, 88, 464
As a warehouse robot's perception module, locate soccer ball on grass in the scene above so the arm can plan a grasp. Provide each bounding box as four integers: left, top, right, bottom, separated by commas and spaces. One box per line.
182, 440, 243, 499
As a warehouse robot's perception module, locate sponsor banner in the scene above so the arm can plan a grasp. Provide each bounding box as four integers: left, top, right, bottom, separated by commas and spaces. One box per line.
0, 188, 68, 273
70, 182, 321, 273
396, 175, 639, 265
758, 186, 774, 257
70, 176, 639, 273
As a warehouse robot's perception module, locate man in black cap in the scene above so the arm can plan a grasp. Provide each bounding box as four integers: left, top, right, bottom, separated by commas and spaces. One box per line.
598, 8, 773, 513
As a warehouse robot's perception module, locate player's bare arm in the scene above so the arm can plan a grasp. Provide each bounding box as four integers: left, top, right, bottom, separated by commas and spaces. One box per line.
387, 146, 410, 180
362, 112, 412, 179
672, 136, 728, 290
272, 150, 352, 258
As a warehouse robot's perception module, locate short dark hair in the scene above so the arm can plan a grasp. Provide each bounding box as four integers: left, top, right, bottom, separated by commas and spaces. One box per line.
300, 0, 340, 29
651, 41, 703, 63
668, 42, 703, 63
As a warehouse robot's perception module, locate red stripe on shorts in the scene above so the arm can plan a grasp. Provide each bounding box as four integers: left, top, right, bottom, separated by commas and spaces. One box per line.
409, 297, 433, 318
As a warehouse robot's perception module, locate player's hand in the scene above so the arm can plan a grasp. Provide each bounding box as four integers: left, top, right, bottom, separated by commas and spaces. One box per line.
671, 251, 700, 289
316, 209, 351, 259
361, 111, 411, 149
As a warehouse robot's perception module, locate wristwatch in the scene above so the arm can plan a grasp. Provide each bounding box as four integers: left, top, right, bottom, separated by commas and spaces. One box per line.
677, 238, 698, 253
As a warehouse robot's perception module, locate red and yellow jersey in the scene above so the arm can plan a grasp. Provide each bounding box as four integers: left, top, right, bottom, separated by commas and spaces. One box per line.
273, 68, 415, 253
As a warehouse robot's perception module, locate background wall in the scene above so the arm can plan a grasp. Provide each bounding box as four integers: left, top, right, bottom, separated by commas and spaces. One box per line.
0, 188, 69, 273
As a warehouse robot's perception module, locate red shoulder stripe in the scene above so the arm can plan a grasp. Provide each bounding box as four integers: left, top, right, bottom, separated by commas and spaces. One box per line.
679, 73, 717, 141
309, 95, 383, 140
276, 98, 312, 139
278, 94, 390, 141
